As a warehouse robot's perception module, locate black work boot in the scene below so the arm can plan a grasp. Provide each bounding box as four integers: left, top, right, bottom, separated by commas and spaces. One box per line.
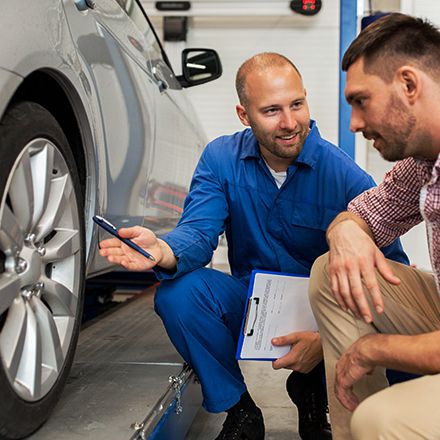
286, 366, 332, 440
215, 406, 265, 440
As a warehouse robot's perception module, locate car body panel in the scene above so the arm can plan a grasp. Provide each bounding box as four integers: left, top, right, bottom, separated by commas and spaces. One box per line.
0, 69, 23, 118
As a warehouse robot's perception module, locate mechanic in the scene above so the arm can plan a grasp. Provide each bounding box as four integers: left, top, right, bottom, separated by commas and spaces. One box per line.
99, 52, 408, 440
309, 13, 440, 440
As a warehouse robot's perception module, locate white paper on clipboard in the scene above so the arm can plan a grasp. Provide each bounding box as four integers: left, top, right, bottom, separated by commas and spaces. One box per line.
237, 271, 318, 360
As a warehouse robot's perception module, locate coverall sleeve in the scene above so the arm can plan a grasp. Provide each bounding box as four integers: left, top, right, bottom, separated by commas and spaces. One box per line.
154, 142, 229, 279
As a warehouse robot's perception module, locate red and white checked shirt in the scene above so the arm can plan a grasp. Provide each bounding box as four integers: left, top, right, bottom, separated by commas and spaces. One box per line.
348, 156, 440, 290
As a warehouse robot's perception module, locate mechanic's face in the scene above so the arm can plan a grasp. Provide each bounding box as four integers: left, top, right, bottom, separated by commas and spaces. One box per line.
236, 65, 310, 171
345, 58, 418, 162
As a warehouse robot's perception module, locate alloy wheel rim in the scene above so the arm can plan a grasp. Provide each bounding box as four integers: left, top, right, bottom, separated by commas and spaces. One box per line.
0, 138, 81, 401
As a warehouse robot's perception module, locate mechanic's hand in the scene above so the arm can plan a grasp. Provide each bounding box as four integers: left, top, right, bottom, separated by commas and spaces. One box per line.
327, 219, 400, 323
271, 331, 323, 373
335, 335, 375, 411
99, 226, 162, 271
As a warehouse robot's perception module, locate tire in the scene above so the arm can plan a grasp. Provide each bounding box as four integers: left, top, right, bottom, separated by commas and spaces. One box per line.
0, 101, 85, 439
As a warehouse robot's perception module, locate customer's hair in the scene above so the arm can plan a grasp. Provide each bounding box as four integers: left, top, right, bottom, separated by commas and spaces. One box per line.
235, 52, 301, 106
342, 13, 440, 81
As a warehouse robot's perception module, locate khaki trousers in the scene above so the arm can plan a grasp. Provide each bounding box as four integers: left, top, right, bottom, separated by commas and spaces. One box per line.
309, 253, 440, 440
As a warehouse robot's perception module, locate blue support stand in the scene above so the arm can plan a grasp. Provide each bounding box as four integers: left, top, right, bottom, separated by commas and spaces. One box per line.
339, 0, 357, 159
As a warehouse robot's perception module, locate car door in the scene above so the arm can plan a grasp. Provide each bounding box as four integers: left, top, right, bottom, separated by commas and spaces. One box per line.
64, 0, 159, 228
142, 40, 207, 234
114, 1, 207, 233
65, 0, 205, 237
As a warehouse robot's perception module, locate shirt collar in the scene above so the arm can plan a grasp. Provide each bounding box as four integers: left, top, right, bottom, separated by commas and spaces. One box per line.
239, 120, 321, 170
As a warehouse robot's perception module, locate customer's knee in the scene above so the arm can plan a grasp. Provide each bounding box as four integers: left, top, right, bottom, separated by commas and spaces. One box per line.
351, 393, 400, 440
309, 252, 331, 307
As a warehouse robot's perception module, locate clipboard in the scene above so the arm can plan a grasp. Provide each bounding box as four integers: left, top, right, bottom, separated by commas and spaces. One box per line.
236, 270, 318, 361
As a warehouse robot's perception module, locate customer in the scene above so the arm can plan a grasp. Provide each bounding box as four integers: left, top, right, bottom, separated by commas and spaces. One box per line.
310, 13, 440, 440
99, 52, 407, 440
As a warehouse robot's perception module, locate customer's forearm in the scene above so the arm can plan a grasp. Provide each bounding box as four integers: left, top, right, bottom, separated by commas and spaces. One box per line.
360, 332, 440, 375
326, 211, 374, 243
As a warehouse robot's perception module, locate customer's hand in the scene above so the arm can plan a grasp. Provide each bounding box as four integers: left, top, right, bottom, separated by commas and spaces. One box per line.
327, 219, 400, 323
99, 226, 163, 271
334, 334, 375, 411
271, 331, 323, 373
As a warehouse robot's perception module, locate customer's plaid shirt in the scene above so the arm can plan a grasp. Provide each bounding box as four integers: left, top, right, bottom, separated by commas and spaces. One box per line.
348, 156, 440, 290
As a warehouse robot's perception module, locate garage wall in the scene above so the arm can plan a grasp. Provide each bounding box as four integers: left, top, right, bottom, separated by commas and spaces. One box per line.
401, 0, 440, 20
144, 1, 341, 145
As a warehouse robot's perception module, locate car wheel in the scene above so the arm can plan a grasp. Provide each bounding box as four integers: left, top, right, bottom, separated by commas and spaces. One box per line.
0, 101, 85, 439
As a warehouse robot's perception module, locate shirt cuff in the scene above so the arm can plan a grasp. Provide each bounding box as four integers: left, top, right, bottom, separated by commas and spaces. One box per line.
153, 234, 212, 280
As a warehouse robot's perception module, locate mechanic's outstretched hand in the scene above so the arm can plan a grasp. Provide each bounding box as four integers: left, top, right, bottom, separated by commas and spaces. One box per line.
99, 226, 164, 271
327, 218, 401, 323
271, 331, 323, 373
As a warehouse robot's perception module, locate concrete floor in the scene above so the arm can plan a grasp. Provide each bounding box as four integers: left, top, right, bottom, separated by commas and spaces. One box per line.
186, 362, 300, 439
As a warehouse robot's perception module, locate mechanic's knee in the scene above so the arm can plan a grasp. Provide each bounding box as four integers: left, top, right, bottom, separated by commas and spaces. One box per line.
309, 252, 331, 308
154, 269, 207, 321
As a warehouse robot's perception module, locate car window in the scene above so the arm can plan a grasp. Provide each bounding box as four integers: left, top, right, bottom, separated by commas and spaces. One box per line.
114, 0, 164, 56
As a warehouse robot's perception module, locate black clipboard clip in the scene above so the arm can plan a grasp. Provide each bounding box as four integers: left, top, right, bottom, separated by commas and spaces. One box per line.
243, 297, 259, 336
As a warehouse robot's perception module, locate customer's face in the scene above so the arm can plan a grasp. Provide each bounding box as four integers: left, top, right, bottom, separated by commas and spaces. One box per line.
345, 58, 417, 162
236, 65, 310, 170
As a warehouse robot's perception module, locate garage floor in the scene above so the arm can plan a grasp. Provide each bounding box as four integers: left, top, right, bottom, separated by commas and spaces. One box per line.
29, 290, 193, 440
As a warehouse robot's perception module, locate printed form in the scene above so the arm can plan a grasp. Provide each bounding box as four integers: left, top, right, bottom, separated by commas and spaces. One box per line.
237, 271, 318, 360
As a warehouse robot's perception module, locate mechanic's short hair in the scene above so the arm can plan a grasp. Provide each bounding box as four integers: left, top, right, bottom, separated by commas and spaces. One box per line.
236, 52, 302, 106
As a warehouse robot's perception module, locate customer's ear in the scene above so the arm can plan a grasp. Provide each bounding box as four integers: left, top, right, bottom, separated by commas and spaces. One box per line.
396, 66, 420, 104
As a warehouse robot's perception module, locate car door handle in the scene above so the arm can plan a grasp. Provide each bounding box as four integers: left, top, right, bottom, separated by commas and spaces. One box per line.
152, 66, 169, 93
75, 0, 96, 11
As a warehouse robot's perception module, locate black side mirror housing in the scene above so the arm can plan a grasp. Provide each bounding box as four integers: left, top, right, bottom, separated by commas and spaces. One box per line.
177, 48, 222, 88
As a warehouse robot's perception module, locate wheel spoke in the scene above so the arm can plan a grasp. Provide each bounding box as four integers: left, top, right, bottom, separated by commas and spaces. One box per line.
35, 174, 72, 242
0, 273, 21, 316
32, 297, 63, 373
14, 301, 42, 399
0, 297, 27, 381
43, 229, 80, 262
0, 203, 24, 254
53, 316, 75, 358
30, 143, 54, 228
8, 150, 34, 231
42, 277, 78, 317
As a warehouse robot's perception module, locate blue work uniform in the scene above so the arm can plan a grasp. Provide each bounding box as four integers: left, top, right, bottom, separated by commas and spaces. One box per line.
154, 121, 408, 413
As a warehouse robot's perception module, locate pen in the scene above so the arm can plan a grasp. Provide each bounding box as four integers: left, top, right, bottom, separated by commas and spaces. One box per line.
93, 215, 156, 262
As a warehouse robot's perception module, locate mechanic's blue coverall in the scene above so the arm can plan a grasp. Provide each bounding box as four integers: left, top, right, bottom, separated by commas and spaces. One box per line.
154, 122, 409, 412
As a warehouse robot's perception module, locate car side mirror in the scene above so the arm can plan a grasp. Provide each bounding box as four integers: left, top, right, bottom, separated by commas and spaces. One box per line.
177, 48, 222, 88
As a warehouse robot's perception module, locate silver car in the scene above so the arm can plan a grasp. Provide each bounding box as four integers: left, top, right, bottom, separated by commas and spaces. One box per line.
0, 1, 221, 438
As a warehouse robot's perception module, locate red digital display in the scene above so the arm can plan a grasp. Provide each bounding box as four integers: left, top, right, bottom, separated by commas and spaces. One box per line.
290, 0, 322, 15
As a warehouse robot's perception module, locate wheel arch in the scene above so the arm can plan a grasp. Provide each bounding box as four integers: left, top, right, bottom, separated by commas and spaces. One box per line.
9, 69, 97, 261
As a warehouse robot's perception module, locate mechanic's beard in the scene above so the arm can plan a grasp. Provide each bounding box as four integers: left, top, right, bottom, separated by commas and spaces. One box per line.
254, 127, 308, 160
